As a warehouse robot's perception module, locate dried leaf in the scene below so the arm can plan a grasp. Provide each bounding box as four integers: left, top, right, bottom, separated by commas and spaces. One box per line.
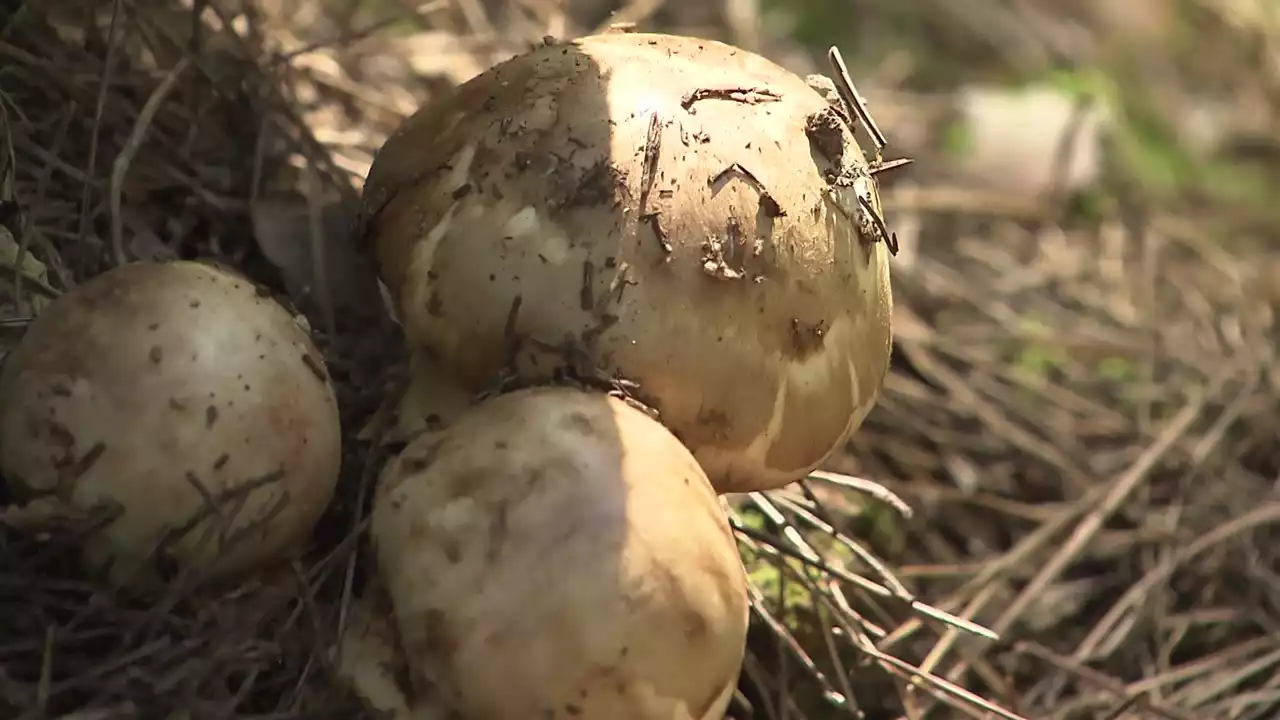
0, 225, 51, 316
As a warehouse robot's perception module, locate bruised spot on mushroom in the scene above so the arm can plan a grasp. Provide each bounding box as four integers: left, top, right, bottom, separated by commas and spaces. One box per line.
684, 607, 710, 640
695, 408, 731, 436
788, 318, 827, 359
560, 411, 599, 438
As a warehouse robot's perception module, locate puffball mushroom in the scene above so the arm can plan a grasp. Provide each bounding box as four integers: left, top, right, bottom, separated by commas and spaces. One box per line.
361, 31, 894, 495
372, 386, 748, 720
0, 260, 342, 587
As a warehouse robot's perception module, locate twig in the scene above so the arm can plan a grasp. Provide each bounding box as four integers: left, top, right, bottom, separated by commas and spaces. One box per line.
77, 0, 123, 254
333, 378, 400, 665
109, 57, 191, 267
733, 521, 996, 640
826, 47, 886, 158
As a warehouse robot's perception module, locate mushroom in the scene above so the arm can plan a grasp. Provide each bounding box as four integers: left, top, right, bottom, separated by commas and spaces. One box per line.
0, 260, 342, 587
372, 386, 748, 719
336, 590, 414, 720
361, 32, 893, 494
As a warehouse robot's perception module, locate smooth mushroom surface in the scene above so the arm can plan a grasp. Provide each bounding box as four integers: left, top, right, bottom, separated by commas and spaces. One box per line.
372, 386, 748, 720
361, 32, 893, 494
0, 260, 342, 587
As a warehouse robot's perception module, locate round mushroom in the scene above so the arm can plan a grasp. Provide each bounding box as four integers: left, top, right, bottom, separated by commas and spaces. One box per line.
0, 260, 342, 587
372, 386, 748, 720
361, 32, 893, 494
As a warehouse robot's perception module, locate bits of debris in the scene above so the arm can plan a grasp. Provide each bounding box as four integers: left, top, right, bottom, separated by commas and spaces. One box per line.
681, 87, 782, 110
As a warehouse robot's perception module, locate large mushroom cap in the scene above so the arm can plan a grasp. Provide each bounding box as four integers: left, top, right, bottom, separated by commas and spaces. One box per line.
362, 31, 893, 494
372, 386, 748, 719
0, 260, 342, 587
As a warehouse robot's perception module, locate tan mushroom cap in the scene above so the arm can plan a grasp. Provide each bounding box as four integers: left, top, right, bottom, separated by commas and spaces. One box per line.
372, 386, 748, 720
362, 32, 893, 494
0, 260, 342, 586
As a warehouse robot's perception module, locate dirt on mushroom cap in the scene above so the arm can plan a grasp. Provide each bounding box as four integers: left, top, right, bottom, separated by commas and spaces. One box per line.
361, 32, 894, 495
0, 260, 343, 588
371, 386, 748, 719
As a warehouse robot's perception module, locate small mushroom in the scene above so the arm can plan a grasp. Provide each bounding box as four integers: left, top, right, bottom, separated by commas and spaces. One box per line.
0, 260, 342, 587
372, 386, 748, 719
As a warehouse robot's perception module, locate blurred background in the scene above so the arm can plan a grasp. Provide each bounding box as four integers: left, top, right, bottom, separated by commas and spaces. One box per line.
3, 0, 1279, 718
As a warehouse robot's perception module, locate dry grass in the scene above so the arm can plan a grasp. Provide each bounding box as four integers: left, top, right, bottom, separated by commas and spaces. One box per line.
831, 193, 1279, 720
1, 0, 1278, 719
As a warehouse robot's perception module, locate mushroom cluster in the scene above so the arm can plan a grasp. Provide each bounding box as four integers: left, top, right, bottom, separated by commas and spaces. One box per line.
0, 260, 342, 588
351, 30, 895, 720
